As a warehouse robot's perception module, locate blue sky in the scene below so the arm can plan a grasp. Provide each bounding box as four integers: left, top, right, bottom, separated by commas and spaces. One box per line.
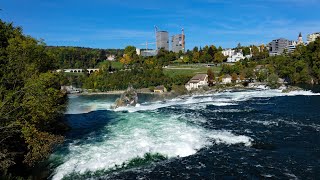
1, 0, 320, 49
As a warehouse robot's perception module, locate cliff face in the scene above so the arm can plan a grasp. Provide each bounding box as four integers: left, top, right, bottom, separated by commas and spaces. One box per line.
112, 86, 138, 109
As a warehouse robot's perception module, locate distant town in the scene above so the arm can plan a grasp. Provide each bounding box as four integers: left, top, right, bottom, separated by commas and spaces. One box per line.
55, 27, 320, 94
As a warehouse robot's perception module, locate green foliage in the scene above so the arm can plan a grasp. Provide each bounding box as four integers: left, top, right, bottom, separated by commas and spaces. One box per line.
207, 68, 215, 86
83, 65, 191, 92
242, 47, 251, 56
214, 51, 226, 63
267, 73, 279, 89
263, 41, 320, 84
0, 19, 68, 177
171, 85, 188, 95
124, 45, 136, 55
220, 38, 320, 86
45, 46, 123, 69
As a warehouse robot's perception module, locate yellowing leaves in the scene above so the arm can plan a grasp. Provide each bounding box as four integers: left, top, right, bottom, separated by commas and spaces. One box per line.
120, 54, 133, 65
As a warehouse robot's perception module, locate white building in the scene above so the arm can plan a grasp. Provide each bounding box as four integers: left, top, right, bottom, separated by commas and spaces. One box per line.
136, 49, 141, 56
107, 55, 116, 61
222, 74, 232, 84
227, 52, 245, 63
307, 32, 320, 44
287, 40, 297, 53
222, 49, 235, 57
185, 74, 208, 91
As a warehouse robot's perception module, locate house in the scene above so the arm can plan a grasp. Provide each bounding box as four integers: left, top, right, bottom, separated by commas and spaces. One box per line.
107, 55, 116, 61
61, 85, 82, 94
222, 74, 232, 84
185, 74, 208, 91
222, 49, 235, 57
227, 52, 246, 63
154, 85, 167, 93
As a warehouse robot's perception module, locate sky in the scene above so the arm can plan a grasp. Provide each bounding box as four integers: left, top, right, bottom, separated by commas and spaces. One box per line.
1, 0, 320, 50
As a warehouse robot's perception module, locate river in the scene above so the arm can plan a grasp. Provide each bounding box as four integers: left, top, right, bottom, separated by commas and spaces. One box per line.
48, 88, 320, 179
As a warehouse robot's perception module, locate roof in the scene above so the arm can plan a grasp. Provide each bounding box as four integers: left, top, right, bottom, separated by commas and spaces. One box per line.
190, 74, 207, 81
255, 65, 264, 69
154, 85, 165, 90
224, 74, 232, 78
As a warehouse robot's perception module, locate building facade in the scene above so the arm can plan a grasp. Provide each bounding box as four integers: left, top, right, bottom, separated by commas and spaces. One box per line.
222, 75, 232, 84
141, 50, 157, 57
185, 74, 208, 91
307, 32, 320, 44
269, 38, 289, 56
288, 40, 297, 53
171, 34, 185, 53
156, 31, 169, 51
222, 49, 235, 57
227, 52, 246, 63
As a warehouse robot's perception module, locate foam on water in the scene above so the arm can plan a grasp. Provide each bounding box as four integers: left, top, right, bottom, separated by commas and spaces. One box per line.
52, 111, 252, 180
114, 89, 319, 113
54, 89, 319, 179
66, 89, 319, 115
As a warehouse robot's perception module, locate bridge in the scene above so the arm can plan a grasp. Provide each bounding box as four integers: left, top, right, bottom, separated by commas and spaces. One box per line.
56, 68, 100, 74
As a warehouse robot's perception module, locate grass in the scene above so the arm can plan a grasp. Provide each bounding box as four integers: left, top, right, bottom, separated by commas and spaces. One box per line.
61, 63, 221, 79
164, 64, 221, 78
98, 61, 123, 70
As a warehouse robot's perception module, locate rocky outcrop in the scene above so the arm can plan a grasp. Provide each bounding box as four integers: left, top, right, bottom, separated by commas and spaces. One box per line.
112, 86, 138, 109
281, 86, 303, 93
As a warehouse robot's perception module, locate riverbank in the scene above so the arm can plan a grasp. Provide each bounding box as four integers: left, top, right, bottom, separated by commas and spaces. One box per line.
71, 83, 312, 99
79, 89, 162, 95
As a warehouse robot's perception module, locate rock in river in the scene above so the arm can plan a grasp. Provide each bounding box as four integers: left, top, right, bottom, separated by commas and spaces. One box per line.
112, 86, 138, 109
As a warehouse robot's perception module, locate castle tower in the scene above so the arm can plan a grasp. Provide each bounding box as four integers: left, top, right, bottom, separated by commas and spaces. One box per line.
298, 32, 304, 45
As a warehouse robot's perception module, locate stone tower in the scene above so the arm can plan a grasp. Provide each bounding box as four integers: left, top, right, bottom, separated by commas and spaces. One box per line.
298, 32, 304, 45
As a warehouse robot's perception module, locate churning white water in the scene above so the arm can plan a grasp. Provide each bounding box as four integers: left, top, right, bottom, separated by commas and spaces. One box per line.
53, 89, 319, 179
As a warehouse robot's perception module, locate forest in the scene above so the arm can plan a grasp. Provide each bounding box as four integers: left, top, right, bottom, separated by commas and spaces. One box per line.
45, 46, 123, 69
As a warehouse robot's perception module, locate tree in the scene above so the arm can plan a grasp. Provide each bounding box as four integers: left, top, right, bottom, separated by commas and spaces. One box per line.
193, 46, 199, 53
99, 49, 107, 61
251, 45, 260, 57
214, 51, 225, 64
242, 47, 251, 56
207, 68, 215, 86
237, 43, 241, 49
207, 46, 215, 58
124, 46, 136, 56
231, 73, 238, 83
200, 52, 212, 63
192, 51, 200, 63
0, 20, 68, 177
268, 73, 279, 89
182, 56, 190, 64
120, 54, 132, 65
240, 72, 246, 81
